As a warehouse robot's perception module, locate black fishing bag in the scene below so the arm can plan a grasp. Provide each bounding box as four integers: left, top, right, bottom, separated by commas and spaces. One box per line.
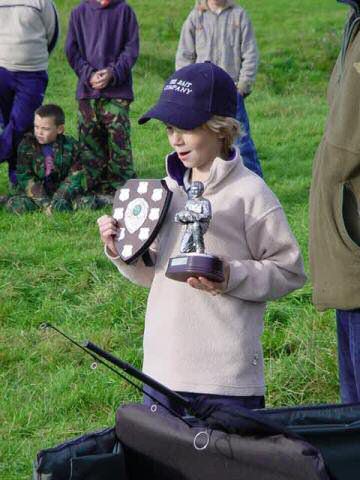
262, 402, 360, 480
32, 427, 128, 480
115, 403, 331, 480
33, 328, 360, 480
32, 403, 331, 480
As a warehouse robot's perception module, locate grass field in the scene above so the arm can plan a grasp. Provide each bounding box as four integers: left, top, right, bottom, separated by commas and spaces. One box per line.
0, 0, 349, 478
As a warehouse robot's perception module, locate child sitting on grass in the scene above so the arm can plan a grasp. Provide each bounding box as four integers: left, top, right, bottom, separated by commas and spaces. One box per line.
97, 63, 306, 412
6, 104, 99, 214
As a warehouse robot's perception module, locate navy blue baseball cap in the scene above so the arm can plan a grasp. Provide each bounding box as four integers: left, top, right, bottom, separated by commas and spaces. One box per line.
138, 62, 237, 130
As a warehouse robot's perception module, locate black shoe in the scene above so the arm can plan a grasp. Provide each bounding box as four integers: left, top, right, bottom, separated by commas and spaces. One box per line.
96, 194, 114, 206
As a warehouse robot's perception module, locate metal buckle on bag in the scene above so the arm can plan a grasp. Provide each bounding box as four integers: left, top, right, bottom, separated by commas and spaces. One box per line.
193, 430, 210, 451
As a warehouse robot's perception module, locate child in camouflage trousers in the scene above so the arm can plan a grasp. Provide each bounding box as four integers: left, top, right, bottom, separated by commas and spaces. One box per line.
6, 104, 98, 214
65, 0, 139, 196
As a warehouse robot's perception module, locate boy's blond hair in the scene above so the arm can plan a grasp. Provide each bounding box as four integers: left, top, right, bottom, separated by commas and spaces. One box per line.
204, 115, 241, 155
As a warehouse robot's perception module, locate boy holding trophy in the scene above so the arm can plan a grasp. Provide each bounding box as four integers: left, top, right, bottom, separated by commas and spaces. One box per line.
98, 63, 306, 411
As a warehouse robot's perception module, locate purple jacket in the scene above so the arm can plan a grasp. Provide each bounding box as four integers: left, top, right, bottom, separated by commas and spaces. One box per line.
65, 0, 139, 101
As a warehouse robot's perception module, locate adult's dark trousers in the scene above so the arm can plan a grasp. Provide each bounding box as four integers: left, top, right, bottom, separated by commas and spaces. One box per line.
143, 385, 265, 415
336, 308, 360, 403
0, 68, 48, 184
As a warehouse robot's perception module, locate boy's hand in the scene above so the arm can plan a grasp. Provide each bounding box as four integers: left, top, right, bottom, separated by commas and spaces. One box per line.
97, 215, 119, 257
90, 68, 113, 90
90, 71, 101, 87
187, 261, 230, 296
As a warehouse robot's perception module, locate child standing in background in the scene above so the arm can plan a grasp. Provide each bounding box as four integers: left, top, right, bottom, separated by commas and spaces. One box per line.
65, 0, 139, 200
176, 0, 262, 177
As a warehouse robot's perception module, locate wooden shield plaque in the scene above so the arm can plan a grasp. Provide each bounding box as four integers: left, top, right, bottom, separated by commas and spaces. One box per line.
112, 179, 172, 264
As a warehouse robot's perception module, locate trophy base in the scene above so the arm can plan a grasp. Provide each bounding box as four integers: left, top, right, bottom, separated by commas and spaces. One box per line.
165, 253, 224, 283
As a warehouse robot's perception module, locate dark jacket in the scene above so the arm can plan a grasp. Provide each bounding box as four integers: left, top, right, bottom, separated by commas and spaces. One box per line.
65, 0, 139, 101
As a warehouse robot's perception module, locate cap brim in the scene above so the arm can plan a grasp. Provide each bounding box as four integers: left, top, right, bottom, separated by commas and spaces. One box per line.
138, 101, 212, 130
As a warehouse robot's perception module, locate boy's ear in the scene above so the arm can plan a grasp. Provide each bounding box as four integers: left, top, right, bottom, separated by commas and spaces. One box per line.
57, 124, 65, 135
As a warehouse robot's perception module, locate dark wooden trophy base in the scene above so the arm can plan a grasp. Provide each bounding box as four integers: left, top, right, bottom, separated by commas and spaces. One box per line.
165, 253, 224, 283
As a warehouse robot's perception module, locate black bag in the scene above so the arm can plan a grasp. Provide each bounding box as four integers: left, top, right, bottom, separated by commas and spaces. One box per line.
116, 403, 331, 480
35, 329, 349, 480
261, 402, 360, 480
33, 427, 128, 480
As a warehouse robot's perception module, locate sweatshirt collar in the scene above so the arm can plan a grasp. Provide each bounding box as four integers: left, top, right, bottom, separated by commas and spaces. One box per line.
166, 147, 241, 192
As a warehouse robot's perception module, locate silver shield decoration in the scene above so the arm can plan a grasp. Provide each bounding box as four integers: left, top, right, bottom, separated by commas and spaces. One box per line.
124, 198, 149, 234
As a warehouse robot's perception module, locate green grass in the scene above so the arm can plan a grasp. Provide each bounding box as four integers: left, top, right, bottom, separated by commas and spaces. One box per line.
0, 0, 348, 477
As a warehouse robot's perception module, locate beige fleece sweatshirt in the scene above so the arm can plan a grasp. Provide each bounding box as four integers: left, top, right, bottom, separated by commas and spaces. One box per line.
106, 149, 306, 396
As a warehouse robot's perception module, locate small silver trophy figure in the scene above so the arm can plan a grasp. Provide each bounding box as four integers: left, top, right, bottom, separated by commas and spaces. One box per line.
175, 182, 211, 254
166, 181, 224, 283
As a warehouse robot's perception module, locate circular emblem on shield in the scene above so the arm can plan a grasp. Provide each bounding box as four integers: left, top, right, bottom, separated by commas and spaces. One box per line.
124, 198, 149, 234
112, 179, 172, 264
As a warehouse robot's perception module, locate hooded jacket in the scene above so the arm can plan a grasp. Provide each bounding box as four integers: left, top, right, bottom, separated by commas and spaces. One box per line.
106, 149, 306, 396
175, 0, 258, 94
309, 0, 360, 310
0, 0, 59, 72
65, 0, 139, 101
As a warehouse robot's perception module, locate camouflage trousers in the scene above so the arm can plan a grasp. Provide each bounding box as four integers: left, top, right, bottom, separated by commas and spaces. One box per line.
78, 98, 136, 194
6, 194, 106, 214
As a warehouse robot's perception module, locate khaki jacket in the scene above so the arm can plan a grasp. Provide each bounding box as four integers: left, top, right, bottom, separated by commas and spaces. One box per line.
175, 1, 258, 94
309, 16, 360, 310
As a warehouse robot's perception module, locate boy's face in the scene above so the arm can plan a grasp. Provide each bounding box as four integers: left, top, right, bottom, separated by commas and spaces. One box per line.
166, 125, 222, 174
34, 115, 64, 145
207, 0, 228, 9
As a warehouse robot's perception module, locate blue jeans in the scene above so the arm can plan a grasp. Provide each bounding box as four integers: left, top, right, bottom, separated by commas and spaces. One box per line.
336, 309, 360, 403
235, 93, 263, 178
0, 68, 48, 184
143, 386, 265, 415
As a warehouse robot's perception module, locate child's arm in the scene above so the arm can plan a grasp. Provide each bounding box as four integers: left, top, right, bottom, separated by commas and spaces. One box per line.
225, 207, 306, 302
13, 140, 49, 205
98, 215, 156, 288
237, 11, 259, 96
42, 1, 59, 54
107, 7, 139, 87
175, 12, 197, 70
14, 141, 36, 194
65, 11, 95, 86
